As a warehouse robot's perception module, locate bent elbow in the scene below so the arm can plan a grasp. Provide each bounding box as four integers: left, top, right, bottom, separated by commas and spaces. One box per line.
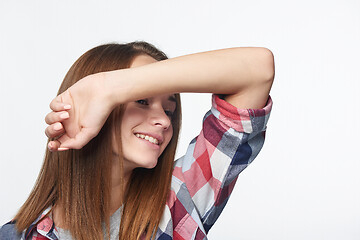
260, 48, 275, 83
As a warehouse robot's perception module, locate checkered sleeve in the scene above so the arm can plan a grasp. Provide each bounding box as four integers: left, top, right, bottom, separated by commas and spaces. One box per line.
171, 94, 272, 235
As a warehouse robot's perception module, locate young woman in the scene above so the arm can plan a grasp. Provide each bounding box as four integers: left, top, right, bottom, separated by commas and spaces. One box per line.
0, 41, 274, 239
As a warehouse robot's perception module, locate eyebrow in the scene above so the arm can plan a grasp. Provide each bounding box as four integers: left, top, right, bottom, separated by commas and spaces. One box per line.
168, 95, 176, 102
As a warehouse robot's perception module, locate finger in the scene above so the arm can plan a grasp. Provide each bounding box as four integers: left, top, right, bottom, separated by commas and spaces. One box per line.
45, 122, 65, 138
45, 111, 70, 125
48, 140, 61, 151
48, 134, 71, 151
48, 140, 69, 152
49, 97, 72, 112
61, 128, 98, 150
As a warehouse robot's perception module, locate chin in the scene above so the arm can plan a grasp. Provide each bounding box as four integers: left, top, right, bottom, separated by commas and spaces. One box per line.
141, 160, 158, 169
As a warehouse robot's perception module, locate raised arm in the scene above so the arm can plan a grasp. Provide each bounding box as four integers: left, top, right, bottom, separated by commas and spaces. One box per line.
45, 47, 274, 150
109, 47, 274, 109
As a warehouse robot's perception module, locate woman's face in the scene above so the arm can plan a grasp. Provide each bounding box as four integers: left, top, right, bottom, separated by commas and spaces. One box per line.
114, 55, 177, 172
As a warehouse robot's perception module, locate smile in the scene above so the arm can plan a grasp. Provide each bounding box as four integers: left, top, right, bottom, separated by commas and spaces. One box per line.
135, 133, 160, 145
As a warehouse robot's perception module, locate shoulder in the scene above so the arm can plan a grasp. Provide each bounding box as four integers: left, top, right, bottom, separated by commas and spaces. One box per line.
0, 221, 22, 239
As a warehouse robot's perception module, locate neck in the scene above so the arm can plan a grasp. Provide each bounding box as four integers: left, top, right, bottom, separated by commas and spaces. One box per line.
53, 156, 133, 226
110, 154, 132, 215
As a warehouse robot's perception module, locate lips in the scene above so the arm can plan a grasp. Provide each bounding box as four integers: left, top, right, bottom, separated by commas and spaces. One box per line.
134, 132, 164, 145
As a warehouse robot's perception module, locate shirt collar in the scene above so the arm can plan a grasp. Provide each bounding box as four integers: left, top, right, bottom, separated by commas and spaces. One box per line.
25, 207, 58, 240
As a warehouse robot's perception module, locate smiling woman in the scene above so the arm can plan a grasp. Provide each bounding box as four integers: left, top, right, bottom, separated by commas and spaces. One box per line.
0, 41, 274, 240
120, 93, 176, 172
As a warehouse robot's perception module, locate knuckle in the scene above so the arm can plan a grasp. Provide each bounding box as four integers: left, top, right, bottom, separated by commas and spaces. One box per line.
49, 99, 55, 109
45, 114, 51, 124
45, 129, 49, 138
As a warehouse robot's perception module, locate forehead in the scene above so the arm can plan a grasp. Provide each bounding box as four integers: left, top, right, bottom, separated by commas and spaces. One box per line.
155, 93, 177, 106
130, 55, 157, 68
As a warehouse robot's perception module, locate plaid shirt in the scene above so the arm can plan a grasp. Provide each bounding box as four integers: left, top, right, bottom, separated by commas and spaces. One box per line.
0, 94, 272, 240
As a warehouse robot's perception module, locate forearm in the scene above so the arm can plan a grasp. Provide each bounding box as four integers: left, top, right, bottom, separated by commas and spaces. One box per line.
106, 47, 274, 109
44, 47, 274, 150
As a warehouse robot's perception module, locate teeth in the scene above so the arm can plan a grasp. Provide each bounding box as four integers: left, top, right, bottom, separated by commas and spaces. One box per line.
135, 133, 159, 145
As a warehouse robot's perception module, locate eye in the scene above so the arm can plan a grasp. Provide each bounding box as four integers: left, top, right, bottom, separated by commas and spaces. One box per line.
164, 110, 174, 118
135, 99, 148, 105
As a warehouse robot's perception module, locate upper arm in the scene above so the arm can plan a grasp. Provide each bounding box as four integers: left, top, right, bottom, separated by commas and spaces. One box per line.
172, 94, 272, 231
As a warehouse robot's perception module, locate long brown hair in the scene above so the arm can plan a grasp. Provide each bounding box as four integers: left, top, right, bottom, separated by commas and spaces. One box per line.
14, 42, 182, 240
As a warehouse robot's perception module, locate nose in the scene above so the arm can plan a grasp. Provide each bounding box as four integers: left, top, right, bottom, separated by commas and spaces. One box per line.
149, 108, 171, 130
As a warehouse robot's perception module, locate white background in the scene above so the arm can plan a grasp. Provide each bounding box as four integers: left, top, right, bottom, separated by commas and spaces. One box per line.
1, 1, 359, 239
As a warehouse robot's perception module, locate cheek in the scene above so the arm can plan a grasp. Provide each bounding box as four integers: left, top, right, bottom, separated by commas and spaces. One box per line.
120, 109, 144, 133
163, 127, 174, 149
159, 126, 174, 156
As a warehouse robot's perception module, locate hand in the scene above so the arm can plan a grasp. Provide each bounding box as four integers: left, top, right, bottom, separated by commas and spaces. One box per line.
45, 73, 114, 151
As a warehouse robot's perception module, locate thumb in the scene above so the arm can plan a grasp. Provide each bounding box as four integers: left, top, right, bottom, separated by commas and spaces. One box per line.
60, 128, 99, 150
